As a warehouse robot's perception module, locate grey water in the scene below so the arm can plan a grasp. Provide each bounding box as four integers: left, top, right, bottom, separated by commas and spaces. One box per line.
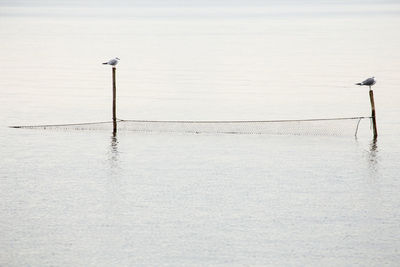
1, 1, 400, 266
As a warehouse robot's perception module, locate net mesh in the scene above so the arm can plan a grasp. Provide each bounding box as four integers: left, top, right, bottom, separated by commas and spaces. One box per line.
10, 117, 369, 136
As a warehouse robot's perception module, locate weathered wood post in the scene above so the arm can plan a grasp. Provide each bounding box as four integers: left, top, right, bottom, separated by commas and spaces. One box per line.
112, 66, 117, 134
369, 88, 377, 138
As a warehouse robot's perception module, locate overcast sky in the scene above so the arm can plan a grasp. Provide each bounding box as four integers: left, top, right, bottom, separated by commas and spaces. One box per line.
1, 0, 399, 8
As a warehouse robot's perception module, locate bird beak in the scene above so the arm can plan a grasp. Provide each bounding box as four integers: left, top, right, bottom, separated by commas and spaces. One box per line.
116, 57, 120, 60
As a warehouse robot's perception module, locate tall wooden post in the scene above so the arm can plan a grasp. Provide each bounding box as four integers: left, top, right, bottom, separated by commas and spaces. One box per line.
369, 89, 377, 138
112, 67, 117, 134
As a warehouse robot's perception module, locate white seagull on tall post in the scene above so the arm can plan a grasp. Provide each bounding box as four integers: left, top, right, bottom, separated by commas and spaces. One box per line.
356, 76, 378, 138
102, 57, 120, 133
356, 76, 376, 90
102, 57, 120, 66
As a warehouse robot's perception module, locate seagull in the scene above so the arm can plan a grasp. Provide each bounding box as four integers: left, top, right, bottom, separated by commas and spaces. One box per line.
102, 57, 120, 66
356, 77, 376, 90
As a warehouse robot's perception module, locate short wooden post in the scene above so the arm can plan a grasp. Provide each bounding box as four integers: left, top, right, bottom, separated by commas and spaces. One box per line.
112, 67, 117, 134
369, 89, 377, 138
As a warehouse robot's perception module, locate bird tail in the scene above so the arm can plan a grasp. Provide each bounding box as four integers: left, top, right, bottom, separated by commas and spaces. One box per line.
102, 62, 108, 65
355, 83, 362, 85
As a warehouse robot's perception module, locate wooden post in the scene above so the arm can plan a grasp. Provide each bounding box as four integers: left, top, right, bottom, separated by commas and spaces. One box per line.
112, 67, 117, 134
369, 89, 377, 138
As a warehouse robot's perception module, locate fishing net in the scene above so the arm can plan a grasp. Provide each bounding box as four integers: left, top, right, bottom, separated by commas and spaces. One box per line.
10, 117, 370, 136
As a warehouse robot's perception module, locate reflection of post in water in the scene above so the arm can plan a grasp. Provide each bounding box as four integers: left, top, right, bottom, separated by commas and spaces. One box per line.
111, 132, 118, 152
368, 138, 378, 172
109, 133, 119, 169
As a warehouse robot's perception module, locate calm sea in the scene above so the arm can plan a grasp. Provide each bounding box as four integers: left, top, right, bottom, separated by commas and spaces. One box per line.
1, 1, 400, 266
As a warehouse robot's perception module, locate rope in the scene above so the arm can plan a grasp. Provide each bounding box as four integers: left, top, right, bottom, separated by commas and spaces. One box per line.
9, 120, 120, 129
9, 117, 371, 129
119, 116, 370, 124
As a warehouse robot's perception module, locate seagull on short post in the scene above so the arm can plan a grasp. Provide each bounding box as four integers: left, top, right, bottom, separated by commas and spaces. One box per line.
356, 77, 376, 90
102, 57, 120, 67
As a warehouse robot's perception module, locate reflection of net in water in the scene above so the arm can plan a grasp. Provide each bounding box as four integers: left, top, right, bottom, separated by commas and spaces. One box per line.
10, 117, 369, 136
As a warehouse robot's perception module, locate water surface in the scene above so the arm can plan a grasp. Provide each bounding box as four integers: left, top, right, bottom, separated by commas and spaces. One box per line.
1, 1, 400, 266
